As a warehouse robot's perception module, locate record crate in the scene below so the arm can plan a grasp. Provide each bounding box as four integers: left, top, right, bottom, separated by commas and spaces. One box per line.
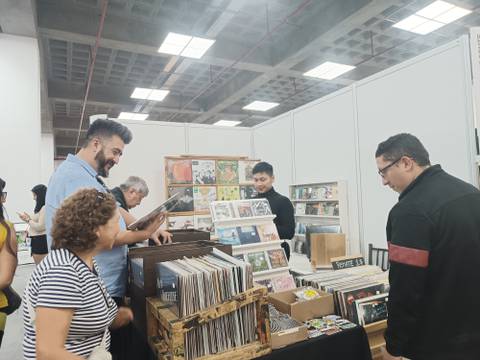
146, 284, 272, 360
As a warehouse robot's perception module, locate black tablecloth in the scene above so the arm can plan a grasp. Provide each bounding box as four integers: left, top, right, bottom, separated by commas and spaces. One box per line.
260, 326, 372, 360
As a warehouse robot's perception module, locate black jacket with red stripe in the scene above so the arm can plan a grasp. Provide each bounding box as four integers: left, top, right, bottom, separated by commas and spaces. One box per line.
385, 165, 480, 359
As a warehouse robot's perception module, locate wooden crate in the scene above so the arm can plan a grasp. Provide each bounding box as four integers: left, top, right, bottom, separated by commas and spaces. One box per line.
146, 285, 272, 360
310, 233, 346, 269
364, 319, 387, 360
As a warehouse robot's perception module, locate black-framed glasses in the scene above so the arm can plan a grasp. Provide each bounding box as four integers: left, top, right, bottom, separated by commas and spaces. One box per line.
378, 157, 402, 177
1, 191, 6, 198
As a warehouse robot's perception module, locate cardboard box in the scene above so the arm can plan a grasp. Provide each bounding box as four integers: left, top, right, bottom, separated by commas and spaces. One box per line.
310, 233, 346, 267
268, 287, 334, 322
271, 323, 308, 349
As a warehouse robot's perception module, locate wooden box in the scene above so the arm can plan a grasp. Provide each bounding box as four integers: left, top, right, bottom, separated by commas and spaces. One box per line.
146, 285, 272, 360
364, 319, 387, 360
310, 233, 346, 268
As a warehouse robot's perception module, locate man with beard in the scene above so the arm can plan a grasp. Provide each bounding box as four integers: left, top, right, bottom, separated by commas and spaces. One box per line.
45, 119, 165, 360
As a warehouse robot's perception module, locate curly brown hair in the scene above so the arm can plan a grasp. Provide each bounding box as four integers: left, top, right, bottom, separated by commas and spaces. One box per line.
51, 189, 117, 252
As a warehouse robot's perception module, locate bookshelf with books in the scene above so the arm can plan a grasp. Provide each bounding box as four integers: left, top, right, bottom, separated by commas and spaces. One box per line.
289, 181, 349, 260
164, 155, 260, 234
211, 198, 295, 292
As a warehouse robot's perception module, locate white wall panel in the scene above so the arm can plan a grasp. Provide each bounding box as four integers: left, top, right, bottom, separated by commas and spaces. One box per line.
187, 125, 252, 157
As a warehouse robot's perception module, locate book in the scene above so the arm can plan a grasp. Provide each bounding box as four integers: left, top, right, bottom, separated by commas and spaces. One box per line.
216, 160, 239, 185
238, 160, 258, 184
234, 201, 254, 218
167, 215, 194, 230
127, 192, 181, 230
237, 225, 261, 245
240, 185, 257, 199
193, 186, 217, 212
166, 159, 192, 184
245, 251, 269, 272
217, 186, 240, 201
251, 199, 272, 216
267, 249, 289, 269
168, 186, 194, 212
257, 223, 280, 241
194, 215, 214, 233
192, 160, 216, 184
211, 201, 235, 221
271, 274, 296, 292
216, 227, 241, 245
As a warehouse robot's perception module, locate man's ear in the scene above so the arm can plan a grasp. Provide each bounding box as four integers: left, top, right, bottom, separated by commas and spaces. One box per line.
272, 175, 275, 183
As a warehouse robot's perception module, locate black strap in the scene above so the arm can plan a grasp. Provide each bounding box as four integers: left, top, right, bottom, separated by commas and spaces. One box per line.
95, 176, 111, 193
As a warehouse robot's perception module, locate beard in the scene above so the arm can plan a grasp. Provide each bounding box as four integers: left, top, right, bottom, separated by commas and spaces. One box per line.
95, 150, 115, 177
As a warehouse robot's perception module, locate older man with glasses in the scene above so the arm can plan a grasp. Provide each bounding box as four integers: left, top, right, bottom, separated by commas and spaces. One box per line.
376, 133, 480, 360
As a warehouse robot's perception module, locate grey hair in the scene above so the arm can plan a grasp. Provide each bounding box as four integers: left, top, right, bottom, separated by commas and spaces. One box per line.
119, 176, 149, 196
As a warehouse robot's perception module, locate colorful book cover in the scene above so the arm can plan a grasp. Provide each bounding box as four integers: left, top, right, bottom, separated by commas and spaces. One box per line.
217, 227, 241, 245
216, 160, 239, 185
166, 159, 192, 184
167, 215, 194, 230
192, 160, 216, 185
238, 160, 258, 184
251, 199, 272, 216
267, 249, 289, 269
271, 274, 296, 292
193, 186, 217, 212
240, 185, 257, 199
211, 201, 234, 220
235, 201, 254, 218
168, 186, 194, 212
245, 251, 269, 272
237, 225, 261, 245
217, 186, 240, 201
257, 223, 280, 242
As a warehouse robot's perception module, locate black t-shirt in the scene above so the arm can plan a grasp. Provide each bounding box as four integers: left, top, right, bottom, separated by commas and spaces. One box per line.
256, 187, 295, 240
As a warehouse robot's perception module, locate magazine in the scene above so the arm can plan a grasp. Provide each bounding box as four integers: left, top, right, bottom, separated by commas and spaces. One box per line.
216, 160, 239, 185
192, 160, 216, 184
166, 159, 192, 184
193, 186, 217, 212
127, 192, 181, 230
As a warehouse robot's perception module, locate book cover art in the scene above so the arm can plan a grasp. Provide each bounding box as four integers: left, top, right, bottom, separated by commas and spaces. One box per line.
168, 186, 194, 212
217, 227, 241, 245
355, 293, 389, 326
245, 251, 269, 272
340, 283, 385, 322
251, 199, 272, 216
217, 186, 240, 201
238, 160, 258, 184
194, 215, 214, 233
237, 225, 261, 245
235, 201, 254, 218
240, 185, 257, 199
267, 249, 289, 269
211, 201, 234, 220
193, 186, 217, 212
271, 274, 296, 292
216, 160, 239, 185
257, 223, 280, 242
167, 215, 194, 230
192, 160, 216, 185
166, 159, 192, 184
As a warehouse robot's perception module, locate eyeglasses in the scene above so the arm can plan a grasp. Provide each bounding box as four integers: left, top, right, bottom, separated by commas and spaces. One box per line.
378, 157, 403, 177
1, 192, 6, 198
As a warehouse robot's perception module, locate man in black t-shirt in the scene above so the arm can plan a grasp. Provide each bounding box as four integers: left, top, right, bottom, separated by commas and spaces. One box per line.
252, 162, 295, 259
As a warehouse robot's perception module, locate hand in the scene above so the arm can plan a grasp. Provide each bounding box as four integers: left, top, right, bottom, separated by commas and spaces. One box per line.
137, 214, 165, 240
380, 346, 403, 360
114, 306, 133, 329
150, 228, 173, 245
18, 212, 30, 222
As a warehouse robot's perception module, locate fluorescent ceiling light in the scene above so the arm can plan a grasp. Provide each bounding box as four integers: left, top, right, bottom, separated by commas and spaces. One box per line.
158, 32, 215, 59
213, 120, 242, 127
118, 112, 149, 121
131, 88, 170, 101
304, 61, 356, 80
393, 1, 471, 35
243, 101, 279, 112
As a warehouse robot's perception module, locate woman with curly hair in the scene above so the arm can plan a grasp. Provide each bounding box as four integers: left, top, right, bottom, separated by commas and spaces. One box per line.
22, 189, 133, 359
0, 178, 18, 348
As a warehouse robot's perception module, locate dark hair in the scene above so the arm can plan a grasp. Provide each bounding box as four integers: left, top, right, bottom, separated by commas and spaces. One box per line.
32, 184, 47, 214
83, 119, 132, 147
51, 189, 117, 253
375, 133, 430, 166
252, 162, 274, 177
0, 178, 5, 221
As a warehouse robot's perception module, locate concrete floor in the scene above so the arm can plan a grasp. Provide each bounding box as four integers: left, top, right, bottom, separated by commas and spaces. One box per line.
0, 250, 312, 359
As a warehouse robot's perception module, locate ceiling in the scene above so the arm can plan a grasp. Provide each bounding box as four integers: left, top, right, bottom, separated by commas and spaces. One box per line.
2, 0, 480, 157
